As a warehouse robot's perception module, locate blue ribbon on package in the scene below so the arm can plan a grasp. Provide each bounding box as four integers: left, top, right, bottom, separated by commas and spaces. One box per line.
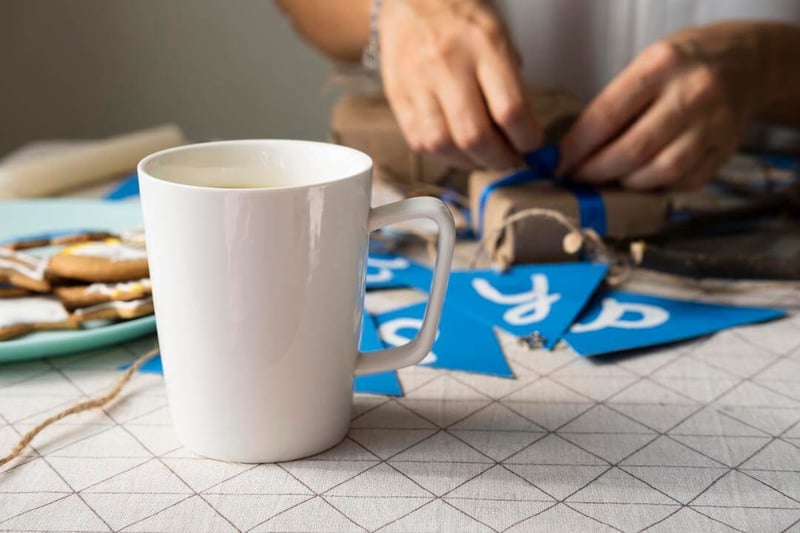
568, 185, 607, 236
476, 144, 607, 237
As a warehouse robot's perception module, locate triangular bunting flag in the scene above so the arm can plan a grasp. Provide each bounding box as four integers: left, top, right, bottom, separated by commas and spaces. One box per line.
356, 313, 404, 396
565, 290, 785, 357
398, 262, 607, 349
366, 253, 432, 290
375, 302, 513, 377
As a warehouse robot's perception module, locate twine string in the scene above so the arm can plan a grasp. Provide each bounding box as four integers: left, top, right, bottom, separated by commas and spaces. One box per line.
0, 347, 160, 468
470, 208, 800, 296
469, 207, 631, 285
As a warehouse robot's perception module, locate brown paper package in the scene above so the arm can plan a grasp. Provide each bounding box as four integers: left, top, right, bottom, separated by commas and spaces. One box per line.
469, 172, 672, 264
329, 84, 671, 265
329, 86, 583, 191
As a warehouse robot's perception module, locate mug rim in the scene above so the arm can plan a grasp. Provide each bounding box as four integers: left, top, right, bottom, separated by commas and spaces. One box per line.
137, 139, 373, 192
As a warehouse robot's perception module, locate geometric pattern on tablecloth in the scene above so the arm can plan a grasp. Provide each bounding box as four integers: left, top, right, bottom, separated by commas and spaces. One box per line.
1, 312, 800, 532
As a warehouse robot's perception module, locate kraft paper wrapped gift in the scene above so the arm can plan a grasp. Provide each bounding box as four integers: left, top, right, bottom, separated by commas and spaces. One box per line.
470, 171, 672, 264
329, 87, 582, 190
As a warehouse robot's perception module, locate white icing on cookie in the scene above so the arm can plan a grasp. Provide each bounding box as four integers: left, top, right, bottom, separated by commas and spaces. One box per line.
119, 230, 147, 248
62, 239, 148, 261
0, 297, 69, 328
73, 297, 153, 317
85, 279, 152, 297
0, 249, 49, 280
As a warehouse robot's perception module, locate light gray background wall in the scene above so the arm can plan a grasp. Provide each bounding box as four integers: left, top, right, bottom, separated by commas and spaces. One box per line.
0, 0, 338, 156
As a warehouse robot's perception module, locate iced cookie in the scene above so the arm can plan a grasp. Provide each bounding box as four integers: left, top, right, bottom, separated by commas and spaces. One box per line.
55, 279, 152, 310
73, 297, 154, 322
0, 249, 51, 292
48, 238, 149, 283
0, 296, 77, 340
2, 231, 116, 252
0, 284, 32, 298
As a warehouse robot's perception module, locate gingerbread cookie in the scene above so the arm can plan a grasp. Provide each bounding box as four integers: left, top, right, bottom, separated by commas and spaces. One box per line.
0, 295, 154, 340
0, 249, 51, 292
73, 297, 154, 322
0, 296, 78, 341
0, 230, 155, 341
55, 279, 152, 310
0, 284, 32, 298
48, 238, 149, 283
2, 231, 116, 252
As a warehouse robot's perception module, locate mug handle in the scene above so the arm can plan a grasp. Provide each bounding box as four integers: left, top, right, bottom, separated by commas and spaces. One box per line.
355, 196, 456, 375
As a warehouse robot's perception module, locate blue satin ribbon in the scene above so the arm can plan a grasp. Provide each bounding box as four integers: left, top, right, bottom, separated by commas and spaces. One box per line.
568, 185, 607, 236
476, 144, 607, 237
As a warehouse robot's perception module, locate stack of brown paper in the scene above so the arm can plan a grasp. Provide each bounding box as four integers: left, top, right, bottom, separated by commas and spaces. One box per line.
330, 93, 454, 189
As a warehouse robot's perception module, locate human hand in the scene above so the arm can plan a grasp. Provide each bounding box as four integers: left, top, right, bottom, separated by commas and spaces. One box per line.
378, 0, 542, 169
559, 22, 768, 190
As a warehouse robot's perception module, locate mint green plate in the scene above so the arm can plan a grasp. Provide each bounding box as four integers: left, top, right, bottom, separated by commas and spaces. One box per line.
0, 199, 156, 363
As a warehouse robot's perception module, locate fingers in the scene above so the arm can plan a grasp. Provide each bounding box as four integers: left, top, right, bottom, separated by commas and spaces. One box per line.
476, 52, 542, 154
672, 157, 718, 191
394, 91, 477, 169
672, 143, 734, 190
379, 0, 529, 170
561, 36, 738, 192
392, 77, 520, 170
620, 129, 707, 190
558, 41, 683, 176
572, 86, 692, 183
437, 72, 522, 169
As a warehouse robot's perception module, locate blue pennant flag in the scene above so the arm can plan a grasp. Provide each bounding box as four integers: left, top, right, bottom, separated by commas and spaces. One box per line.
104, 172, 140, 200
375, 301, 513, 377
359, 312, 385, 351
366, 253, 432, 291
564, 290, 786, 357
134, 353, 164, 374
356, 313, 404, 395
404, 263, 607, 349
354, 371, 403, 396
125, 313, 403, 396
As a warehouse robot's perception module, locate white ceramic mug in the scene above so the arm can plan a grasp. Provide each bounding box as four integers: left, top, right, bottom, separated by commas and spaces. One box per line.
138, 140, 455, 463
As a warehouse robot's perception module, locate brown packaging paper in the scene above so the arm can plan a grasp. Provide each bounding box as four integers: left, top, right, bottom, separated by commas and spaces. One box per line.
470, 171, 672, 264
330, 93, 454, 189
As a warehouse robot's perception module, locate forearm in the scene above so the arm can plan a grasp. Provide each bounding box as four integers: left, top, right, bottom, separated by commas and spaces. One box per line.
759, 22, 800, 127
276, 0, 372, 62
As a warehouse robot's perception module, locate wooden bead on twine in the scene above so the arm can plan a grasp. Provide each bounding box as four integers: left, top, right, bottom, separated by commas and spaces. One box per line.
469, 207, 631, 285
